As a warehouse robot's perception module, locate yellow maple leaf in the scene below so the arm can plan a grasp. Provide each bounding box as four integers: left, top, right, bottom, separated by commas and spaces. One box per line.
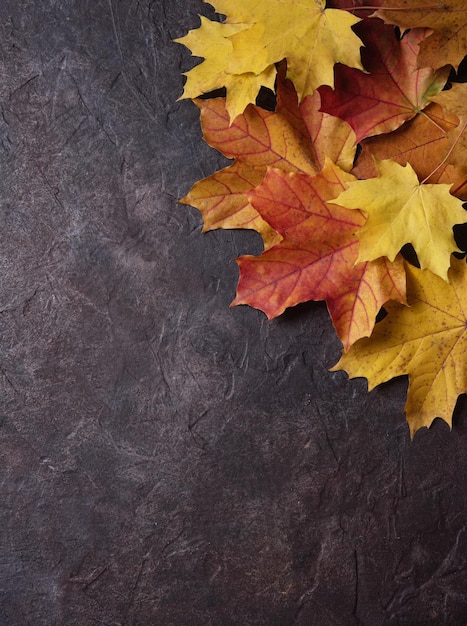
176, 0, 363, 120
332, 259, 467, 436
175, 16, 276, 121
329, 159, 467, 281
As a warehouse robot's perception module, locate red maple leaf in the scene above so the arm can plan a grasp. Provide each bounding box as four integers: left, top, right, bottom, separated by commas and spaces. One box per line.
233, 161, 406, 350
319, 19, 449, 141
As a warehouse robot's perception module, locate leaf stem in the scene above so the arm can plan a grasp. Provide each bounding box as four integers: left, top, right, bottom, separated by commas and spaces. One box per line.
338, 3, 444, 10
420, 120, 467, 184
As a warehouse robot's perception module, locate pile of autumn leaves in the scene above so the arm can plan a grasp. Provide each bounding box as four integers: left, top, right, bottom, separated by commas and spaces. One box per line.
176, 0, 467, 436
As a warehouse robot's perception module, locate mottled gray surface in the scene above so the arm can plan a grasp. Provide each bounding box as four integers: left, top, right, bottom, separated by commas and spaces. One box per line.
0, 1, 466, 624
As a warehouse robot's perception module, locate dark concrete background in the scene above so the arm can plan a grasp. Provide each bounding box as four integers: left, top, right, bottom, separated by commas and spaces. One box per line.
1, 1, 466, 624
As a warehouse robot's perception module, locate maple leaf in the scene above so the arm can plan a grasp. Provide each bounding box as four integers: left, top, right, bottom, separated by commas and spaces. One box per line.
180, 75, 356, 249
319, 19, 450, 141
353, 102, 467, 199
224, 0, 364, 98
332, 258, 467, 436
175, 16, 276, 122
176, 0, 364, 119
232, 161, 406, 350
374, 0, 467, 70
329, 159, 467, 280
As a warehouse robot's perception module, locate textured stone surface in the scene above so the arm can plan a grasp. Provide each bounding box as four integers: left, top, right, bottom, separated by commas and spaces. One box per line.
1, 1, 467, 624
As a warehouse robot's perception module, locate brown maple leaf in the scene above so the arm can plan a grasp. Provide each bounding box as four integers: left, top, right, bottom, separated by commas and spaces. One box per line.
430, 83, 467, 170
374, 0, 467, 70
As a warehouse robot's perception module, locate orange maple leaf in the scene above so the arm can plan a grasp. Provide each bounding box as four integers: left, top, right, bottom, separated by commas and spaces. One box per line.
332, 258, 467, 436
374, 0, 467, 70
319, 19, 449, 141
180, 75, 356, 249
232, 161, 406, 350
352, 102, 467, 199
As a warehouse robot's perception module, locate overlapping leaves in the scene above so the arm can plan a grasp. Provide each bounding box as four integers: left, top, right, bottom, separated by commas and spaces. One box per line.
176, 0, 363, 121
177, 1, 467, 436
233, 161, 407, 350
179, 70, 356, 248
